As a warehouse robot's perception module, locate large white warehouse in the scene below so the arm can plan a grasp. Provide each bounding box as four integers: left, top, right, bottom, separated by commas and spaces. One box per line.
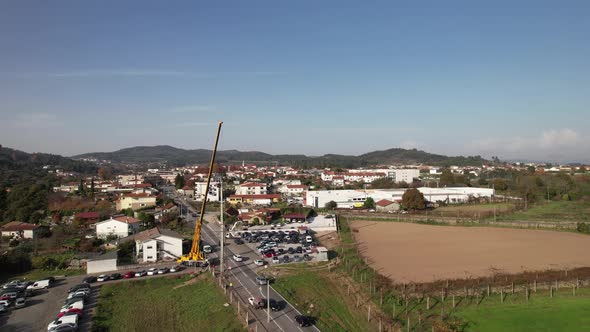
305, 187, 495, 209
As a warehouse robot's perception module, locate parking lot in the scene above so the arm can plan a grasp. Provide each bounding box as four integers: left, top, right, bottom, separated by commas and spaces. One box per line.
230, 229, 326, 266
0, 267, 194, 331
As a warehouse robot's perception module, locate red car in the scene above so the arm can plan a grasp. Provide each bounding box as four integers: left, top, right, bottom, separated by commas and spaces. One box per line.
264, 252, 277, 258
57, 308, 83, 318
123, 271, 135, 279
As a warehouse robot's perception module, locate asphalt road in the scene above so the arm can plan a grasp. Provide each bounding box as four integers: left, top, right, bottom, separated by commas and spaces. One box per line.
175, 196, 320, 332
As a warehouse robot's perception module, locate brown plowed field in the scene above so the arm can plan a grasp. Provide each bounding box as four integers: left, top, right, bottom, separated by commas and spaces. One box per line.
351, 221, 590, 283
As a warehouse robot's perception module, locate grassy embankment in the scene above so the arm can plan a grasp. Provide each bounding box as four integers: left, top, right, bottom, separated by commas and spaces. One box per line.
272, 265, 375, 332
92, 274, 244, 332
494, 200, 590, 223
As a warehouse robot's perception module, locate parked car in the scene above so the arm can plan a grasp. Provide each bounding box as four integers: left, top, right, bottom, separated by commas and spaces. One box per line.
203, 245, 213, 253
0, 292, 18, 300
170, 266, 182, 273
147, 268, 158, 276
97, 275, 110, 282
287, 247, 295, 254
123, 271, 135, 279
64, 296, 86, 306
27, 279, 51, 290
60, 300, 84, 313
264, 251, 277, 258
57, 308, 83, 318
48, 314, 78, 331
233, 254, 244, 262
83, 276, 97, 284
234, 238, 244, 245
303, 254, 312, 261
0, 299, 11, 307
134, 270, 147, 277
293, 255, 302, 262
67, 290, 89, 300
295, 315, 314, 327
110, 273, 122, 280
272, 256, 280, 264
254, 259, 265, 266
67, 284, 90, 293
0, 304, 7, 314
157, 267, 169, 274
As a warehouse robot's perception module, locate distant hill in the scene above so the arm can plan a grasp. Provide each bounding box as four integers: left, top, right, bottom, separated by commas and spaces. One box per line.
74, 145, 488, 168
0, 145, 97, 187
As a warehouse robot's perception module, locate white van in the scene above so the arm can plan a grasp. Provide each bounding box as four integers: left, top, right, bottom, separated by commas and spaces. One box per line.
203, 245, 212, 253
27, 279, 50, 290
47, 314, 78, 331
305, 235, 313, 243
60, 300, 84, 313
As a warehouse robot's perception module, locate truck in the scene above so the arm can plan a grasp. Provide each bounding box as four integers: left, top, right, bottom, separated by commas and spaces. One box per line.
27, 279, 51, 291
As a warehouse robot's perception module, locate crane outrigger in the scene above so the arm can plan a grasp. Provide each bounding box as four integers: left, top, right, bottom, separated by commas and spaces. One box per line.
177, 121, 223, 263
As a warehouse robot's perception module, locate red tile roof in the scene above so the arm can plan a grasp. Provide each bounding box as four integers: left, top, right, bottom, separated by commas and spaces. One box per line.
1, 221, 39, 231
240, 182, 266, 187
286, 185, 308, 189
122, 193, 154, 198
113, 216, 141, 224
376, 199, 395, 207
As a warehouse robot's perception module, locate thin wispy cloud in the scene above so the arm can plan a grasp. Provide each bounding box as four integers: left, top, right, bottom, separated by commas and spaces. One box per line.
45, 70, 187, 78
171, 122, 218, 128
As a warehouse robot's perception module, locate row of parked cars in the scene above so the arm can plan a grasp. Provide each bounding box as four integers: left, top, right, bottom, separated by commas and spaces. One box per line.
47, 279, 93, 331
1, 277, 56, 315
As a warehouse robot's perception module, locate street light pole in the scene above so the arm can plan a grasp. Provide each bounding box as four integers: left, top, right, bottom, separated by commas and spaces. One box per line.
220, 177, 225, 274
267, 281, 270, 323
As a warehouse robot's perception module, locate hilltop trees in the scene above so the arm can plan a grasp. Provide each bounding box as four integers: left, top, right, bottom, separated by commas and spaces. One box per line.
174, 174, 185, 189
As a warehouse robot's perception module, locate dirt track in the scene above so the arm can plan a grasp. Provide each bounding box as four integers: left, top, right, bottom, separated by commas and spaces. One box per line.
351, 221, 590, 283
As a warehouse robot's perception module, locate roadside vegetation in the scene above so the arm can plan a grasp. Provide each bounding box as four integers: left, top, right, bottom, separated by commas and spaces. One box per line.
92, 274, 244, 332
272, 266, 376, 332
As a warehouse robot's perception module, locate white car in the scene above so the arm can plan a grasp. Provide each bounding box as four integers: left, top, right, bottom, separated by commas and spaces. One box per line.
67, 290, 89, 300
233, 254, 244, 262
97, 274, 110, 282
60, 300, 83, 313
48, 314, 78, 331
272, 256, 280, 264
147, 268, 158, 276
0, 299, 10, 307
170, 266, 181, 273
134, 270, 147, 277
0, 304, 7, 313
254, 259, 265, 266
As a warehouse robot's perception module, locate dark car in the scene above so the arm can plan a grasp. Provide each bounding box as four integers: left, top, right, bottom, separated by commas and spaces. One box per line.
234, 238, 244, 245
295, 246, 303, 254
269, 299, 282, 311
110, 273, 122, 280
295, 315, 314, 327
83, 276, 97, 284
287, 247, 295, 254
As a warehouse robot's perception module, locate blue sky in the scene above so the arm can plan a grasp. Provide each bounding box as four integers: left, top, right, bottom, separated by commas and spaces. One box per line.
0, 1, 589, 162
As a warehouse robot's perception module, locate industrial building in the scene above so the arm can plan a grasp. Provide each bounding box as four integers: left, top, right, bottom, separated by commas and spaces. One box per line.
305, 187, 495, 209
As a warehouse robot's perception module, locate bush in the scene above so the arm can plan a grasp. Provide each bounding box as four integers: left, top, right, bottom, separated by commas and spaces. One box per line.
577, 222, 590, 234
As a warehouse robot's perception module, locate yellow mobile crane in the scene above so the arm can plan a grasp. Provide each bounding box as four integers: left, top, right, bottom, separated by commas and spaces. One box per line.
177, 121, 223, 263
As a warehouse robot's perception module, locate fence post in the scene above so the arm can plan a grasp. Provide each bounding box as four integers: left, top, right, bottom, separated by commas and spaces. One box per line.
238, 302, 240, 314
500, 290, 504, 303
452, 295, 456, 308
511, 282, 514, 294
534, 280, 537, 292
368, 305, 371, 322
426, 296, 430, 310
573, 285, 576, 296
407, 317, 410, 332
246, 311, 249, 324
487, 284, 490, 297
550, 287, 553, 298
525, 287, 529, 303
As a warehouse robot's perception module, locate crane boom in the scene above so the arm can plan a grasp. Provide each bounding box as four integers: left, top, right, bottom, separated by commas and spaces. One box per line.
177, 121, 223, 263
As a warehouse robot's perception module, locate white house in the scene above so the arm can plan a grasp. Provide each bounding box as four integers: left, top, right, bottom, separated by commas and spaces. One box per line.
125, 227, 184, 262
195, 180, 221, 202
278, 184, 308, 195
95, 216, 141, 239
0, 221, 40, 239
236, 182, 268, 195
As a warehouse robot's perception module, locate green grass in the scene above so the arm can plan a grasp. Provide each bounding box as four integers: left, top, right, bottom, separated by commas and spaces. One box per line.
437, 202, 515, 213
92, 275, 244, 332
496, 201, 590, 222
455, 288, 590, 332
273, 267, 375, 332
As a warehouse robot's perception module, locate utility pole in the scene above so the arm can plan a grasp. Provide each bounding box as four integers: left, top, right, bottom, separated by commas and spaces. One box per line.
220, 177, 225, 274
267, 281, 271, 323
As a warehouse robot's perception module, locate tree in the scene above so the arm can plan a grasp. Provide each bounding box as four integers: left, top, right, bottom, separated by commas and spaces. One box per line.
439, 169, 455, 186
174, 174, 185, 190
78, 179, 86, 196
97, 167, 112, 180
402, 188, 426, 210
324, 201, 337, 209
90, 178, 95, 199
363, 197, 376, 209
